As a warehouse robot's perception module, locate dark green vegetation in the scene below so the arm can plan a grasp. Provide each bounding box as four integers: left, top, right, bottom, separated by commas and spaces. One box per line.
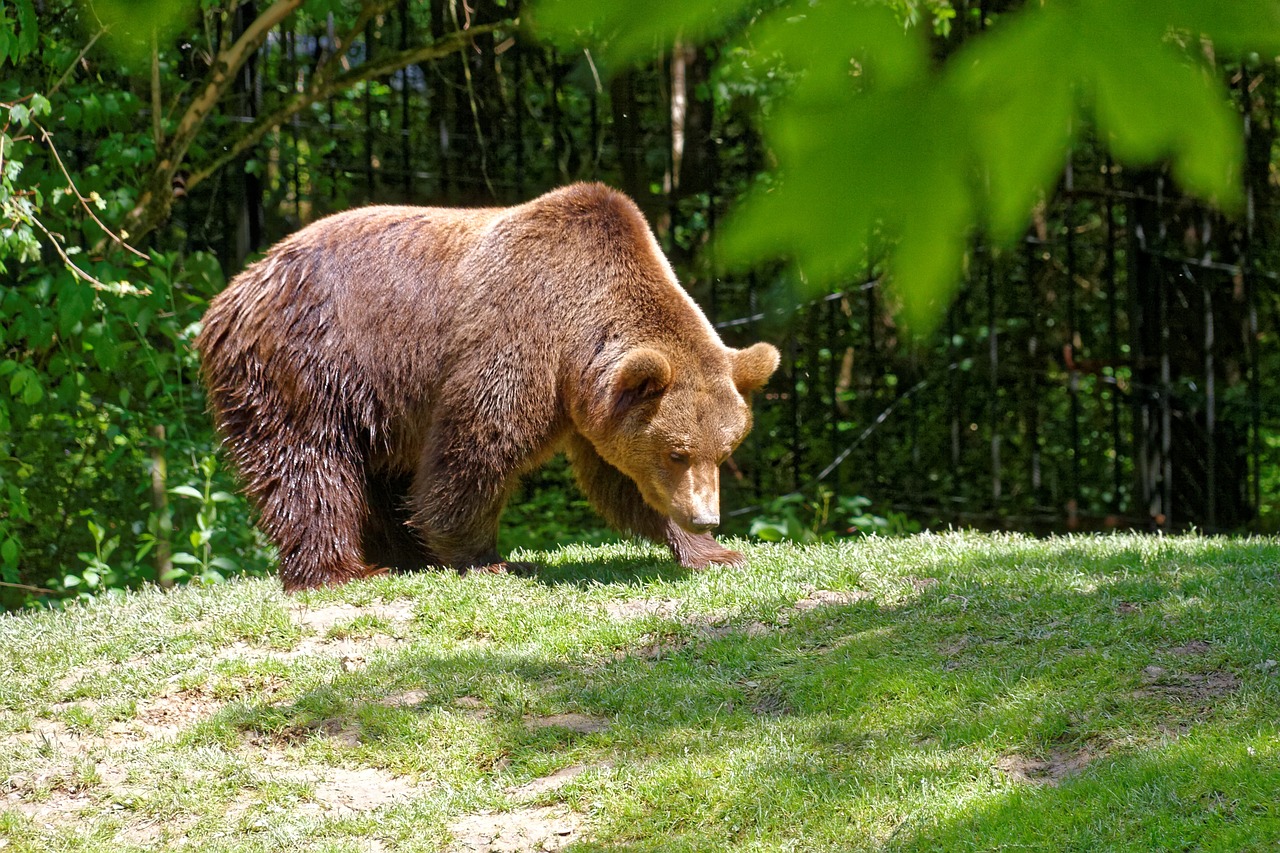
1, 535, 1277, 849
4, 1, 1280, 607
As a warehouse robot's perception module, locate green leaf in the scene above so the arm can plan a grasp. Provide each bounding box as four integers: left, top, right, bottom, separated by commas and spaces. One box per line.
1085, 16, 1242, 208
20, 372, 42, 405
751, 524, 785, 543
169, 485, 204, 500
91, 0, 197, 65
954, 4, 1078, 242
14, 0, 36, 58
539, 0, 1270, 330
0, 537, 17, 567
1155, 0, 1280, 53
170, 552, 201, 566
533, 0, 761, 63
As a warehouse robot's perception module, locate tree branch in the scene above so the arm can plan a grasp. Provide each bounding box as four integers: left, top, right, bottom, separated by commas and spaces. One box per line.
119, 0, 305, 242
151, 28, 164, 148
186, 20, 512, 192
170, 0, 305, 164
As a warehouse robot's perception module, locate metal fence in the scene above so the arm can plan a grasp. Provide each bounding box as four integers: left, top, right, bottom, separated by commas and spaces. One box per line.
201, 8, 1279, 534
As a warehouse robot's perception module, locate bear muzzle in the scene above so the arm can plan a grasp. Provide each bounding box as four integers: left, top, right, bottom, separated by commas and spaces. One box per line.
688, 513, 720, 533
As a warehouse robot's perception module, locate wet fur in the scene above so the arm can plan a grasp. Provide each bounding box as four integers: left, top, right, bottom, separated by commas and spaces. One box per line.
197, 183, 776, 590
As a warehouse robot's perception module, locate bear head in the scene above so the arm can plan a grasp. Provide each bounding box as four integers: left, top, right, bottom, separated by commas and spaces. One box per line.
591, 341, 780, 534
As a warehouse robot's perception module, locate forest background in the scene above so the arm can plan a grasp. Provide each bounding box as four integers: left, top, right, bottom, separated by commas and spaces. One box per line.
2, 0, 1279, 609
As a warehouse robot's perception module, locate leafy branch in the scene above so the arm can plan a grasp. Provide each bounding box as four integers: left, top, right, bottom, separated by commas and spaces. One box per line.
119, 1, 516, 245
185, 20, 511, 193
2, 97, 147, 293
534, 0, 1280, 332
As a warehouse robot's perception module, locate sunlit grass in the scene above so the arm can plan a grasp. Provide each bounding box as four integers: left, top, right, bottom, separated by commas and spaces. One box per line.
1, 533, 1277, 850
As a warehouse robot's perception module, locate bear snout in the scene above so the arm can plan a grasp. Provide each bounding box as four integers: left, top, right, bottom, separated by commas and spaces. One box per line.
688, 513, 720, 533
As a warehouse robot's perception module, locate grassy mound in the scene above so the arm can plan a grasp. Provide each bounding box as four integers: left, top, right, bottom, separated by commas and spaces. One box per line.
2, 533, 1278, 851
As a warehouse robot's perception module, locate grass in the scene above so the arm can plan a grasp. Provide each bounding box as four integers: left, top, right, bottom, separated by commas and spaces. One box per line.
1, 532, 1278, 851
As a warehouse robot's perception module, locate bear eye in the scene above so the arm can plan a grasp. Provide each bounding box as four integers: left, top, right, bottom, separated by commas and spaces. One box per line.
669, 451, 690, 466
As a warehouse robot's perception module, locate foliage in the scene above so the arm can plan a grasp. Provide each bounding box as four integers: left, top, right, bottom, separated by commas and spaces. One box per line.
0, 4, 275, 607
749, 489, 919, 543
0, 1, 517, 607
534, 0, 1280, 331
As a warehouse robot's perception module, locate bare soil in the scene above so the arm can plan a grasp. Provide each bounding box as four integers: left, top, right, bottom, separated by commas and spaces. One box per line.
4, 597, 585, 848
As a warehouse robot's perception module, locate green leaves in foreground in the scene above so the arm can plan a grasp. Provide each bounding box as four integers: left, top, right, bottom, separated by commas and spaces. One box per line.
534, 0, 1280, 332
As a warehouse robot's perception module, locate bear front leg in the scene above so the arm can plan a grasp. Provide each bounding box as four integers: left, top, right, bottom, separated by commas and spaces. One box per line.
408, 430, 526, 574
564, 434, 746, 570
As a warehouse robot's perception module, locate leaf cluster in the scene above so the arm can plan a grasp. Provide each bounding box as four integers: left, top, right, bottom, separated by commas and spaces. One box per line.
534, 0, 1280, 331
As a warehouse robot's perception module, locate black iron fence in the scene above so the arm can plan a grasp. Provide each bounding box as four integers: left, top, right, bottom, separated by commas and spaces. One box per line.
193, 7, 1279, 534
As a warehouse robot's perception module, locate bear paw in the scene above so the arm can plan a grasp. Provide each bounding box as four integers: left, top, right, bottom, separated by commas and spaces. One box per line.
705, 548, 747, 568
681, 547, 746, 570
668, 527, 747, 571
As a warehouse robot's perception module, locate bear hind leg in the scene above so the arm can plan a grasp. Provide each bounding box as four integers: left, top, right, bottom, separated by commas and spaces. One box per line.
232, 428, 381, 591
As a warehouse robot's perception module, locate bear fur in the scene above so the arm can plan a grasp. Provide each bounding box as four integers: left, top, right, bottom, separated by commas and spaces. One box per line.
196, 183, 780, 591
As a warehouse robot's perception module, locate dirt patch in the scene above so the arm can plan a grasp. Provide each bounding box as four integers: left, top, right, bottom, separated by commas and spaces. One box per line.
3, 719, 122, 756
216, 634, 403, 667
116, 814, 197, 847
228, 766, 426, 819
264, 715, 363, 748
996, 747, 1095, 786
448, 805, 583, 852
308, 766, 423, 814
1135, 666, 1240, 702
243, 747, 427, 816
133, 689, 224, 739
452, 696, 490, 716
288, 600, 417, 635
379, 689, 432, 708
506, 761, 612, 799
1167, 640, 1211, 656
695, 620, 772, 643
794, 589, 875, 611
604, 599, 681, 620
522, 714, 610, 735
3, 788, 95, 821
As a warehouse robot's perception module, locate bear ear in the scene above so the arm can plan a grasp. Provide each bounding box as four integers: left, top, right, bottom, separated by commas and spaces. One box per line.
732, 342, 781, 394
612, 347, 673, 413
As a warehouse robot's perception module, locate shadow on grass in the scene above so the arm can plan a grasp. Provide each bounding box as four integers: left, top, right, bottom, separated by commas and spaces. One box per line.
527, 548, 689, 587
215, 537, 1280, 850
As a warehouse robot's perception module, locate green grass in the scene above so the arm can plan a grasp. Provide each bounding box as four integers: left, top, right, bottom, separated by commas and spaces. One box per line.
2, 533, 1278, 851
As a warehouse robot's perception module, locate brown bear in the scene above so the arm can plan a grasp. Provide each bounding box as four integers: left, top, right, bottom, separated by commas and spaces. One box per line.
196, 183, 779, 591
